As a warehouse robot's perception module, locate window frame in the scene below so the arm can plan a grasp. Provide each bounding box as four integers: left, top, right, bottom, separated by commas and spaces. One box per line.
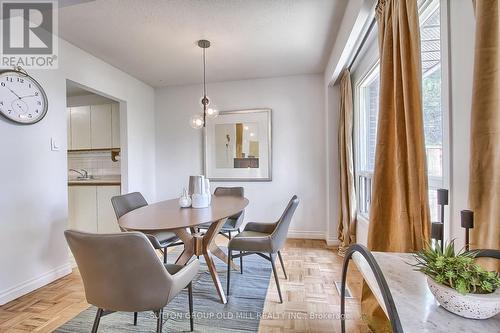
354, 61, 379, 219
352, 0, 450, 222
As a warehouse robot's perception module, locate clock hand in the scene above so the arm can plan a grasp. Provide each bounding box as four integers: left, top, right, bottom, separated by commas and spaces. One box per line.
19, 94, 36, 99
5, 87, 21, 99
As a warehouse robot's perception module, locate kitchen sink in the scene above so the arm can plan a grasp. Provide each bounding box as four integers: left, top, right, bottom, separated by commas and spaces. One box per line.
75, 176, 97, 181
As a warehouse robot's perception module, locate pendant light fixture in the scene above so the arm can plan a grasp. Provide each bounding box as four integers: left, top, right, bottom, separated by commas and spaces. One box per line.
190, 39, 218, 129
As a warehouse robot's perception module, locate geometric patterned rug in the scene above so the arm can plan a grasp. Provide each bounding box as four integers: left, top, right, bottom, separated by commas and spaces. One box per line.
55, 247, 271, 332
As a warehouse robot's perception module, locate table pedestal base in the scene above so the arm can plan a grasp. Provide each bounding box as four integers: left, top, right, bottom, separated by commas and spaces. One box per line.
173, 219, 239, 304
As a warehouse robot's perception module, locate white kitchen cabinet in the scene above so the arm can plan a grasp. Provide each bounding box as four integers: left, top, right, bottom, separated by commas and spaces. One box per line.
68, 185, 121, 234
67, 107, 72, 149
97, 186, 121, 233
70, 106, 91, 150
67, 103, 120, 150
111, 103, 120, 148
91, 104, 112, 149
68, 186, 97, 232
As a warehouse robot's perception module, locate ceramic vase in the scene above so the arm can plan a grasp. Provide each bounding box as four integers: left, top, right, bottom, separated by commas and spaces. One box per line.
427, 277, 500, 319
178, 188, 191, 208
190, 175, 209, 208
205, 178, 211, 205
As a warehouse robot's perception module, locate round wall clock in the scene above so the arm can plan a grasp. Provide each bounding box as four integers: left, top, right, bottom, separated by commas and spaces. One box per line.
0, 67, 48, 125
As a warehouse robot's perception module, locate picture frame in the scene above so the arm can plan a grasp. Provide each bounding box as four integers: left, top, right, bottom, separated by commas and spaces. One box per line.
204, 108, 272, 181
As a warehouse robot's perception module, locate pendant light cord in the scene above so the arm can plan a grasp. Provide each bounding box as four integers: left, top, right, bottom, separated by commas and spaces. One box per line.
203, 47, 207, 98
202, 46, 207, 126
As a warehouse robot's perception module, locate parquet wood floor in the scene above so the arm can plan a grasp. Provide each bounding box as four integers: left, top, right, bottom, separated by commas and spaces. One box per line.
0, 238, 367, 333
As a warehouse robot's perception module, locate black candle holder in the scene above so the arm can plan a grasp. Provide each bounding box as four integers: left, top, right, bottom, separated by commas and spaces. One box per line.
432, 189, 449, 251
461, 210, 474, 251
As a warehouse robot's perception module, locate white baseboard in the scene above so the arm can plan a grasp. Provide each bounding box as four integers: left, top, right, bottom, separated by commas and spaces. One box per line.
287, 230, 325, 240
287, 230, 339, 247
69, 251, 77, 268
0, 263, 72, 305
326, 238, 340, 246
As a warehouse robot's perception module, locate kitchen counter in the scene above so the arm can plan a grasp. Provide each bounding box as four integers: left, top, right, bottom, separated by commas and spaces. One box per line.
68, 176, 121, 186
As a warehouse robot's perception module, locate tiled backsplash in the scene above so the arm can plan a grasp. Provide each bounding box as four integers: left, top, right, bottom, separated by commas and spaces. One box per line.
68, 151, 121, 178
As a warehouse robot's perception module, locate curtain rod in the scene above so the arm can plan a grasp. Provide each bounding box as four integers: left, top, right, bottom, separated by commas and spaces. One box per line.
347, 18, 377, 71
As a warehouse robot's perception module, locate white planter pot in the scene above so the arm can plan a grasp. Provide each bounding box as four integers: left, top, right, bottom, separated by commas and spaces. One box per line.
427, 277, 500, 319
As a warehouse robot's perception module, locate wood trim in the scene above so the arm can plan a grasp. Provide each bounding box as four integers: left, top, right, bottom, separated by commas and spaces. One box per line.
236, 123, 243, 158
68, 148, 120, 153
68, 182, 121, 186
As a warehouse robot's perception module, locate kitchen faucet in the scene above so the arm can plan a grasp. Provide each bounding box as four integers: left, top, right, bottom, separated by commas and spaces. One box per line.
69, 169, 89, 179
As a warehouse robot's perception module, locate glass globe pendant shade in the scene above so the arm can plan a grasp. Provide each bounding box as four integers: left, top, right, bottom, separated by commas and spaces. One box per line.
206, 106, 219, 118
190, 114, 204, 129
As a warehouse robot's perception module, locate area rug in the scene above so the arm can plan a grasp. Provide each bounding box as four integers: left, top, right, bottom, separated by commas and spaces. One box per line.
55, 248, 271, 332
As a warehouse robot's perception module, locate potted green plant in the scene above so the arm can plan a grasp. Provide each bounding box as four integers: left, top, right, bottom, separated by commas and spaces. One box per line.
412, 240, 500, 319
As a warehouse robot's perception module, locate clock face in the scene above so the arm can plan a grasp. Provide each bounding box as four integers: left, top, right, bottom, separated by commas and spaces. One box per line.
0, 70, 48, 124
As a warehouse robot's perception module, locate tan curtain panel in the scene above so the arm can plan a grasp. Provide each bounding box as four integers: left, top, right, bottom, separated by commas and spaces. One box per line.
469, 0, 499, 272
367, 0, 430, 253
362, 0, 430, 331
337, 69, 357, 256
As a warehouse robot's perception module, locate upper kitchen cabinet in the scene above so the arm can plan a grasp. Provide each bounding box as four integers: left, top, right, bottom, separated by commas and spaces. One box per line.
67, 103, 120, 150
91, 104, 112, 149
70, 106, 91, 150
111, 103, 120, 148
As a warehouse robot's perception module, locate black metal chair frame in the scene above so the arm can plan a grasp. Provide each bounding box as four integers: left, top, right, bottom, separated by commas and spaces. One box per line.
92, 283, 194, 333
472, 249, 500, 259
227, 250, 287, 303
159, 239, 184, 264
340, 244, 403, 333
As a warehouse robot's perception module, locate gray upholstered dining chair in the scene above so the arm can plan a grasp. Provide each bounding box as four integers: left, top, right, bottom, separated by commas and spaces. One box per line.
65, 230, 199, 333
227, 195, 299, 303
197, 187, 245, 239
111, 192, 183, 264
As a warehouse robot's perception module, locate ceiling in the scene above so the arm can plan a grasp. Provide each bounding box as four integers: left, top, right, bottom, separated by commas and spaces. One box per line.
58, 0, 347, 87
66, 81, 115, 104
66, 83, 92, 97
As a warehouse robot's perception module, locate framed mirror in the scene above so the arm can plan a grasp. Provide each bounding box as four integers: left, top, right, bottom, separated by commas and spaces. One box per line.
204, 109, 272, 181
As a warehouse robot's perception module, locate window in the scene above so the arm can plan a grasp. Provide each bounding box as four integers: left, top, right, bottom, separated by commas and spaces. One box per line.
356, 64, 380, 216
355, 0, 443, 220
420, 0, 443, 221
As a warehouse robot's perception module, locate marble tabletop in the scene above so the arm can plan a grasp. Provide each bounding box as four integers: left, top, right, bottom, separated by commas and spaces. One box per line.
355, 252, 500, 333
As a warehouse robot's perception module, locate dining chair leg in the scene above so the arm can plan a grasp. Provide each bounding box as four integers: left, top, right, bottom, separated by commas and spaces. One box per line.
188, 282, 194, 331
163, 248, 167, 264
91, 308, 103, 333
277, 251, 287, 279
238, 228, 243, 274
133, 312, 138, 326
227, 249, 232, 296
240, 251, 243, 274
270, 253, 283, 303
156, 308, 164, 333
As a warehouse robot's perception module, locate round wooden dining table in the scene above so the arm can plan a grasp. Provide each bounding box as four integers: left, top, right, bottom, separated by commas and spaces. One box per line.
118, 195, 249, 304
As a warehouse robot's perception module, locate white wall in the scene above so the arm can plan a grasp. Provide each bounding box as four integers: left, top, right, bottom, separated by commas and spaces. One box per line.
324, 0, 376, 85
0, 38, 156, 305
67, 93, 116, 107
155, 75, 328, 240
323, 0, 377, 247
325, 84, 340, 245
